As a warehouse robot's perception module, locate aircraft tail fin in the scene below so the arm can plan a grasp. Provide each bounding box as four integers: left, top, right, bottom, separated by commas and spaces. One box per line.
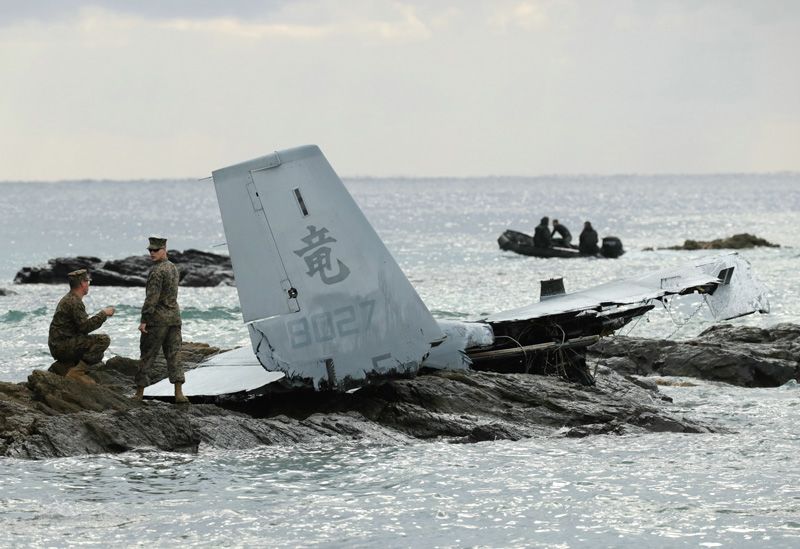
212, 145, 443, 389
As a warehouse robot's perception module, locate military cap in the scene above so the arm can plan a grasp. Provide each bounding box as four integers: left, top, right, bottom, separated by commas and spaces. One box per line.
67, 269, 90, 283
147, 236, 167, 251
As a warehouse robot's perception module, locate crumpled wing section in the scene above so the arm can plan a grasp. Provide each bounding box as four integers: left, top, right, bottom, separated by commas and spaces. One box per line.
694, 254, 770, 320
485, 253, 768, 323
422, 320, 494, 370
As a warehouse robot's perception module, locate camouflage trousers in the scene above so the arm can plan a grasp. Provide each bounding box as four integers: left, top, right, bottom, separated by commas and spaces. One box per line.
49, 334, 110, 366
136, 325, 183, 387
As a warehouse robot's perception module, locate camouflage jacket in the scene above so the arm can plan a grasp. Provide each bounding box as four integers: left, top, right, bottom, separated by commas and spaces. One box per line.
140, 259, 181, 326
48, 292, 108, 345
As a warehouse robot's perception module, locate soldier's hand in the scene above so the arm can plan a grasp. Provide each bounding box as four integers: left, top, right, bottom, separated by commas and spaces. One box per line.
139, 322, 148, 334
103, 306, 115, 317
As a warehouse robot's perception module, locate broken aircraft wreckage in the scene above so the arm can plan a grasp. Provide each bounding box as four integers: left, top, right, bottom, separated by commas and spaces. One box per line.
145, 145, 770, 399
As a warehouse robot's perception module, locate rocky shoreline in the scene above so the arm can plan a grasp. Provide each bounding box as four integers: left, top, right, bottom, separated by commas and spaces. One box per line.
589, 323, 800, 387
13, 250, 234, 287
2, 324, 796, 459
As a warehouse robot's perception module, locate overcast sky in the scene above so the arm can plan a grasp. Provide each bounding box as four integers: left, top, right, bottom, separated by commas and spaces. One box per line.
1, 0, 798, 179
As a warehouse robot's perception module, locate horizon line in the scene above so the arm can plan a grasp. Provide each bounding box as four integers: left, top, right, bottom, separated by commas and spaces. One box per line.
1, 170, 799, 184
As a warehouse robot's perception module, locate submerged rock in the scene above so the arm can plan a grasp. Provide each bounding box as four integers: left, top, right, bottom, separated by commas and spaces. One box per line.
13, 250, 233, 287
0, 288, 15, 296
661, 233, 779, 250
589, 323, 800, 387
1, 340, 718, 458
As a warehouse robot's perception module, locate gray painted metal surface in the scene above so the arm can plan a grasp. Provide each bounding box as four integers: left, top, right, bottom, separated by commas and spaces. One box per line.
212, 145, 443, 388
424, 320, 494, 370
143, 347, 285, 397
151, 146, 769, 397
485, 253, 768, 323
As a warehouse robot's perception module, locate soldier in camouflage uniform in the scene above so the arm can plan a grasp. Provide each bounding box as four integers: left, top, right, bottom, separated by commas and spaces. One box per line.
48, 269, 116, 375
134, 237, 187, 403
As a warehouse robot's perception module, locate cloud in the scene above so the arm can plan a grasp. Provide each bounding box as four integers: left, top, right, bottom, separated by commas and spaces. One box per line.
160, 3, 431, 41
0, 1, 434, 41
1, 0, 798, 178
0, 0, 288, 25
488, 2, 549, 31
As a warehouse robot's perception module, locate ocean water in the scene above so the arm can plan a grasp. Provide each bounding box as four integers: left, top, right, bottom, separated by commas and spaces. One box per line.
1, 173, 799, 547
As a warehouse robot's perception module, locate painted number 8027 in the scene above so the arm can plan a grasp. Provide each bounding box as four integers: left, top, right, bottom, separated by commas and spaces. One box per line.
286, 300, 375, 349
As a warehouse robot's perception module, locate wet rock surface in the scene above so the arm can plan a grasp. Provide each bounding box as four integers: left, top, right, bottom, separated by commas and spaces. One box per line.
2, 341, 720, 459
589, 323, 800, 387
13, 250, 233, 287
0, 288, 15, 296
661, 233, 779, 250
6, 324, 795, 459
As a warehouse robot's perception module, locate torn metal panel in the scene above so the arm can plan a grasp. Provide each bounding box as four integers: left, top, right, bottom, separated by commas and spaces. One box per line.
484, 253, 766, 323
693, 254, 770, 320
422, 320, 494, 370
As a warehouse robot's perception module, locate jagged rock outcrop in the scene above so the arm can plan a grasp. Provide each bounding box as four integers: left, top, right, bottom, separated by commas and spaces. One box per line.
0, 344, 714, 459
589, 323, 800, 387
661, 233, 779, 250
13, 249, 233, 287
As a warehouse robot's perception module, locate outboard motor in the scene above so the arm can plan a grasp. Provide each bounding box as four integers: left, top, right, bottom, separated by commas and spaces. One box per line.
601, 236, 625, 258
540, 277, 566, 300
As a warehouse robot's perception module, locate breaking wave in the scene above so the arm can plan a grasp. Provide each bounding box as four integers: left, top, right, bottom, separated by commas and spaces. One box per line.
179, 306, 242, 321
1, 307, 48, 323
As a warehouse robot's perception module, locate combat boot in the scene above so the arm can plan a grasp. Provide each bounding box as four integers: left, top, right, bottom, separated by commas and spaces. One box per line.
174, 382, 189, 404
65, 361, 96, 385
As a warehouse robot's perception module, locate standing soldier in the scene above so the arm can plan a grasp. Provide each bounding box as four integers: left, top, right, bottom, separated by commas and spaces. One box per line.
48, 269, 115, 381
134, 236, 187, 403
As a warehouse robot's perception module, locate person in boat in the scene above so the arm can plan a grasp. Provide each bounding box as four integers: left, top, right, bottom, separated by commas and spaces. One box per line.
579, 221, 600, 255
533, 217, 552, 248
551, 219, 572, 247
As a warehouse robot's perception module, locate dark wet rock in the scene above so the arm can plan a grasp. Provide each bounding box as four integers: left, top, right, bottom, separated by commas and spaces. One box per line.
0, 288, 15, 296
344, 367, 713, 443
661, 233, 779, 250
92, 342, 222, 389
13, 250, 233, 287
589, 323, 800, 387
11, 324, 794, 458
1, 341, 717, 458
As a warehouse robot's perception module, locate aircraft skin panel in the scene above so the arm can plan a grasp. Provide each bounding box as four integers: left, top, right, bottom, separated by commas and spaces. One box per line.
695, 254, 770, 319
485, 253, 767, 323
212, 145, 444, 388
143, 347, 285, 397
422, 320, 494, 370
198, 146, 770, 396
213, 151, 298, 322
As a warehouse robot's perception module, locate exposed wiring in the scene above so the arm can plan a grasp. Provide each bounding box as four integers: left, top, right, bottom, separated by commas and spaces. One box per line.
664, 294, 708, 339
493, 334, 529, 372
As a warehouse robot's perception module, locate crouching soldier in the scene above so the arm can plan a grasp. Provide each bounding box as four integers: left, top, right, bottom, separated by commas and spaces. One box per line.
48, 269, 115, 381
134, 236, 187, 403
